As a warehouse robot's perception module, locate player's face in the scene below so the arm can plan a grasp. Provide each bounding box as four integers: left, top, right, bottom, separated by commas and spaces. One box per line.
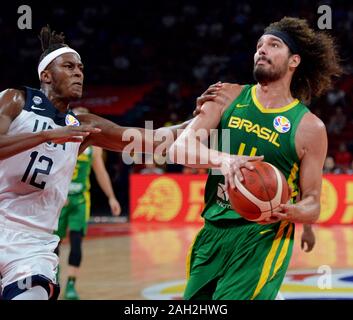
253, 35, 290, 84
48, 53, 84, 100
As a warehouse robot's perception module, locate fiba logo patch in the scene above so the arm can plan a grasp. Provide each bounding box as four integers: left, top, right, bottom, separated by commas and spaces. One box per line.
65, 114, 80, 127
273, 116, 291, 133
32, 96, 42, 105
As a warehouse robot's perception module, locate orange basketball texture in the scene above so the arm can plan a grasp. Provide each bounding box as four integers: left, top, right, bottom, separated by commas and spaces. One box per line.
228, 161, 290, 221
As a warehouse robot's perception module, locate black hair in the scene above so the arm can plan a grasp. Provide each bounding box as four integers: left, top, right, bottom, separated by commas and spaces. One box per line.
38, 25, 67, 63
264, 17, 343, 104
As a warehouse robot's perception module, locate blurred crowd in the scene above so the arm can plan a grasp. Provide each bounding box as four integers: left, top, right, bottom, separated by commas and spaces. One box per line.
0, 0, 352, 215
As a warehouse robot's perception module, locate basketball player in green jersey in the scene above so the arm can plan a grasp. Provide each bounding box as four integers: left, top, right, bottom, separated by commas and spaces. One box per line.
55, 108, 121, 300
169, 17, 342, 299
197, 84, 317, 255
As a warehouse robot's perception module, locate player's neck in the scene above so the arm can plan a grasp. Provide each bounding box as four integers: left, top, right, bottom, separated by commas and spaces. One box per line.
255, 80, 295, 109
41, 87, 70, 113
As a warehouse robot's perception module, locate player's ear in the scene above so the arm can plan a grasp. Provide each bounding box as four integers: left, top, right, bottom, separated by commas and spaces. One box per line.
40, 70, 52, 84
289, 54, 301, 68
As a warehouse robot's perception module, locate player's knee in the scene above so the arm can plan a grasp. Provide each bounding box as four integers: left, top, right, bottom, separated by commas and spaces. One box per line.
2, 275, 60, 300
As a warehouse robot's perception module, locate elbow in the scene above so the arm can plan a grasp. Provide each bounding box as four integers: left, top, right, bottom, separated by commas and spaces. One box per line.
308, 204, 321, 224
312, 207, 321, 224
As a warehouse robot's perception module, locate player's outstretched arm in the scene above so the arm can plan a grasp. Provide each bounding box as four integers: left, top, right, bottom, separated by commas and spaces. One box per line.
77, 112, 191, 155
0, 89, 100, 160
76, 83, 230, 155
271, 113, 328, 224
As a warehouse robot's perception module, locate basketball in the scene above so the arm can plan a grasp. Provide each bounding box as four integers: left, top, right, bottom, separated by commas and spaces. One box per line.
228, 161, 291, 222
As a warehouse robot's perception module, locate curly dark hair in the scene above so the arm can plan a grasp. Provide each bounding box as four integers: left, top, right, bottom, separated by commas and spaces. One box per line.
264, 17, 343, 104
38, 25, 67, 63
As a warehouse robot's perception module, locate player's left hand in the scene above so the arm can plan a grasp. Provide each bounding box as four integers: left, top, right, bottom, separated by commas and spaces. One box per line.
301, 226, 315, 252
258, 203, 299, 225
271, 203, 301, 222
109, 197, 121, 216
257, 216, 281, 225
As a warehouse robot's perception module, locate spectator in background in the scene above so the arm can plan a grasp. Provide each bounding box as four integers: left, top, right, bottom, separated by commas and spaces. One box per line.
346, 160, 353, 175
327, 106, 347, 135
334, 143, 353, 172
326, 89, 346, 107
323, 156, 338, 174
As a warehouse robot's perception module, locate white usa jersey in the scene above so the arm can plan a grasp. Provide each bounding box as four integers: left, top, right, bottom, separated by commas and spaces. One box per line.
0, 87, 80, 233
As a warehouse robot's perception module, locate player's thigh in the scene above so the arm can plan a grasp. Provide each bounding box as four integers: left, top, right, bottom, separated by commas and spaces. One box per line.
213, 221, 294, 300
184, 226, 226, 300
1, 228, 60, 290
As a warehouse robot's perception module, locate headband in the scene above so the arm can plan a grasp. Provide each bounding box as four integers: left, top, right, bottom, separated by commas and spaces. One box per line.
263, 30, 300, 54
37, 47, 81, 79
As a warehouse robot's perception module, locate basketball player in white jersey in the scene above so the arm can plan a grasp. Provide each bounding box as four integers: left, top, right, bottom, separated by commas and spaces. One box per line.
0, 26, 190, 300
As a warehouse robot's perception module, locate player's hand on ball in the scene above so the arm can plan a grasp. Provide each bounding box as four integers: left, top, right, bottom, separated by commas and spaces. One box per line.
220, 154, 264, 189
257, 216, 282, 225
270, 203, 300, 223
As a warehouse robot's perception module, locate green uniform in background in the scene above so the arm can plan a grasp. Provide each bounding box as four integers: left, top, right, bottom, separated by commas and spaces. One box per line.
56, 146, 93, 239
184, 84, 309, 300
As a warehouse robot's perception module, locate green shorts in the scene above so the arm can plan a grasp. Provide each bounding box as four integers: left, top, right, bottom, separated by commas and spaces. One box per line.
55, 192, 91, 240
184, 219, 294, 300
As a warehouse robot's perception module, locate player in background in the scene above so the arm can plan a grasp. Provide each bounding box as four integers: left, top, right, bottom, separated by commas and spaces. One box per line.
169, 17, 341, 299
55, 107, 121, 300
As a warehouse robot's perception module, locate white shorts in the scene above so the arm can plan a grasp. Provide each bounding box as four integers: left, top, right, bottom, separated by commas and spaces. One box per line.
0, 219, 60, 291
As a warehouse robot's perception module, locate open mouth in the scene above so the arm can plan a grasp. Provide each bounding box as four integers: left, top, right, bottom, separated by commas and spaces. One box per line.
257, 58, 271, 65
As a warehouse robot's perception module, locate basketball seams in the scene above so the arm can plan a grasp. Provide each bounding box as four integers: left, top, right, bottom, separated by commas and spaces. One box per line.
230, 162, 286, 221
266, 163, 283, 211
233, 172, 272, 214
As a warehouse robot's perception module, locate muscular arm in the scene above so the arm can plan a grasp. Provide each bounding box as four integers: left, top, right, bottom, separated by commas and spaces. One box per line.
168, 83, 244, 168
0, 89, 47, 159
274, 113, 328, 224
0, 89, 99, 160
295, 113, 328, 222
168, 83, 263, 189
77, 113, 191, 154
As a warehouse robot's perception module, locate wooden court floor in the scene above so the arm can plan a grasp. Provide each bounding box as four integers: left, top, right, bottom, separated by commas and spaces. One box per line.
58, 223, 353, 300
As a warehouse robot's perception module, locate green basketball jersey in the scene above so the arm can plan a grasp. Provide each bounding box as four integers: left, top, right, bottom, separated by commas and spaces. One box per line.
202, 84, 309, 221
68, 146, 93, 195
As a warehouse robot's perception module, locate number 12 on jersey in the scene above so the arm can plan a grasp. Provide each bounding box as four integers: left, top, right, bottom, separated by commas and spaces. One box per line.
21, 151, 53, 189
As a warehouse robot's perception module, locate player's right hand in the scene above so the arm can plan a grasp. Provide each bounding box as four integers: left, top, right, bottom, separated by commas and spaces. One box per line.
219, 154, 264, 189
220, 154, 264, 189
42, 125, 102, 144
